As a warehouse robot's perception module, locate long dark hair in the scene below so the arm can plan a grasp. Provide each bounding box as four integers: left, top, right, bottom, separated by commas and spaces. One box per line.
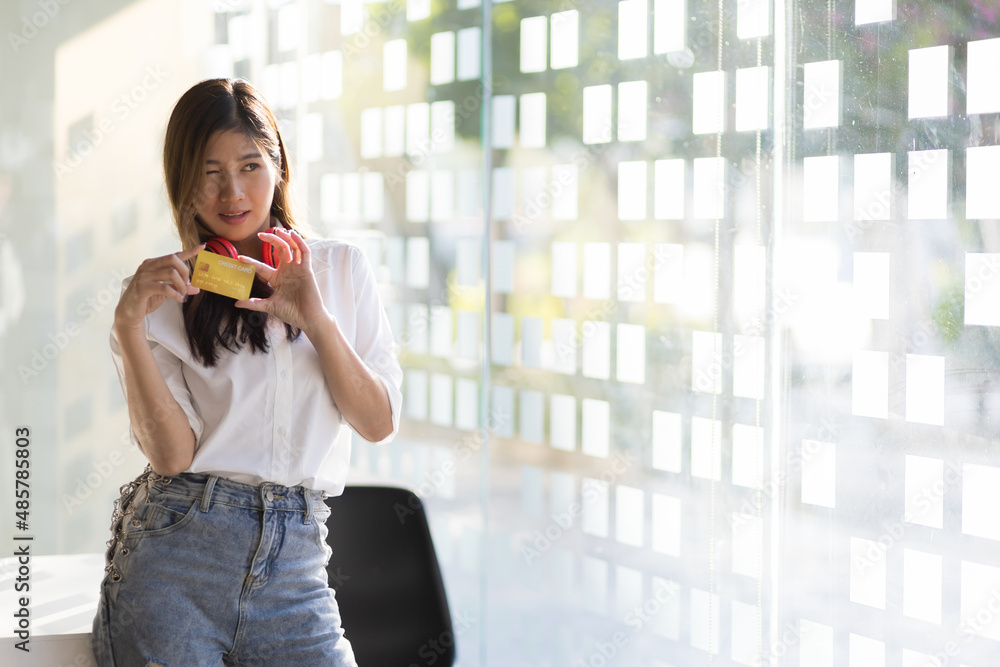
163, 78, 301, 366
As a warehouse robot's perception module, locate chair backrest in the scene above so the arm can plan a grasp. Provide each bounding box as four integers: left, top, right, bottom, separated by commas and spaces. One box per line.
324, 485, 455, 667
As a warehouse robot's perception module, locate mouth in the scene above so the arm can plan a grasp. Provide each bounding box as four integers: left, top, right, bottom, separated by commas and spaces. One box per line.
218, 210, 250, 225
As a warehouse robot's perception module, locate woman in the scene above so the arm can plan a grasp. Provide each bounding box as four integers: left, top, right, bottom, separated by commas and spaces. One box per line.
91, 78, 402, 666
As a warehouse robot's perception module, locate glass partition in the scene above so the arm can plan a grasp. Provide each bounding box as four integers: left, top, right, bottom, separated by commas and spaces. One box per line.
3, 0, 1000, 664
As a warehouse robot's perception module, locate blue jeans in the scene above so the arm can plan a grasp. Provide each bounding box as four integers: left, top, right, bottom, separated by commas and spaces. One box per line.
91, 471, 357, 666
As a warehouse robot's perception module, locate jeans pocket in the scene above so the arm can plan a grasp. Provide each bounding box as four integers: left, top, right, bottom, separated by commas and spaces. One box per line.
312, 505, 333, 563
123, 490, 200, 540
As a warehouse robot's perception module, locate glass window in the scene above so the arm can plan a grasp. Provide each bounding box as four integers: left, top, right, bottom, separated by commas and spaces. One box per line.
6, 1, 1000, 664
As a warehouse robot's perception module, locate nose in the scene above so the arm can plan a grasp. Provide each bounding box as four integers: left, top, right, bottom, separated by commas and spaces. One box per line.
219, 174, 245, 202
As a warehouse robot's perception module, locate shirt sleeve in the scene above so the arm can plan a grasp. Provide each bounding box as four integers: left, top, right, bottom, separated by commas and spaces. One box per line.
349, 244, 403, 444
109, 280, 205, 454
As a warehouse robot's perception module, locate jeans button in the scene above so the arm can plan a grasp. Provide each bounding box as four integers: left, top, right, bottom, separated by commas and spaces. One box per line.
265, 489, 274, 502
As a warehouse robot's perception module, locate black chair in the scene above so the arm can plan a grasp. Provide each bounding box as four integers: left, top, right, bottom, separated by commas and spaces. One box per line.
324, 485, 455, 667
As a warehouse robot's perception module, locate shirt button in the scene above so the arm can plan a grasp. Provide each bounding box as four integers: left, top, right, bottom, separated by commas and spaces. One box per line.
278, 426, 287, 437
280, 370, 288, 379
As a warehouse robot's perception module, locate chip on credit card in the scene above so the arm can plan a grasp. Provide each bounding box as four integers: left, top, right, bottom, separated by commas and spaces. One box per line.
189, 249, 256, 300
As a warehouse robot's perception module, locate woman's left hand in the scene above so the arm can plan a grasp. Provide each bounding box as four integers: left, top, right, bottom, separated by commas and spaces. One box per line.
234, 228, 332, 334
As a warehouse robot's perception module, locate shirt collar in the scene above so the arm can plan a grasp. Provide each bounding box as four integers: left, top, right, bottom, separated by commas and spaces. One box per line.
305, 239, 333, 275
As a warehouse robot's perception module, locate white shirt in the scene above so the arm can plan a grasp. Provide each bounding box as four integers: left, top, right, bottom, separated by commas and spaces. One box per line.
110, 239, 403, 495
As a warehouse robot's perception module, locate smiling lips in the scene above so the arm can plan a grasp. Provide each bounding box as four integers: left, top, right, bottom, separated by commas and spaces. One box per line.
219, 211, 250, 225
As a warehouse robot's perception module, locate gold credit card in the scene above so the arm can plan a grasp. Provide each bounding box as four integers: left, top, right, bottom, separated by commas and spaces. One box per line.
189, 250, 256, 300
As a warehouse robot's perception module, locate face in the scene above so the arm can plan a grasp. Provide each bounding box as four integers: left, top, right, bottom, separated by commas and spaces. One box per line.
194, 129, 278, 257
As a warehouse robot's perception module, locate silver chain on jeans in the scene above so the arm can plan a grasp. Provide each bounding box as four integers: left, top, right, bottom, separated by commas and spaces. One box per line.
103, 464, 168, 580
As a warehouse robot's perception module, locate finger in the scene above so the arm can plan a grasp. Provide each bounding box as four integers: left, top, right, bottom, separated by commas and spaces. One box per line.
236, 255, 276, 282
139, 267, 188, 298
167, 254, 195, 283
144, 279, 187, 303
294, 233, 311, 262
162, 265, 191, 297
280, 228, 308, 265
166, 284, 189, 302
234, 297, 269, 311
176, 243, 207, 263
138, 248, 199, 287
273, 230, 297, 265
277, 228, 302, 264
260, 230, 294, 266
138, 280, 186, 303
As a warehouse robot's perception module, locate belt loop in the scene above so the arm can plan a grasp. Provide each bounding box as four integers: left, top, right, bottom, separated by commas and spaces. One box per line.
200, 475, 219, 513
302, 487, 312, 524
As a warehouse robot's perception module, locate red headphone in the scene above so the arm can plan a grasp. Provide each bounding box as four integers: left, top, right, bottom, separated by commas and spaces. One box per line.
204, 226, 281, 268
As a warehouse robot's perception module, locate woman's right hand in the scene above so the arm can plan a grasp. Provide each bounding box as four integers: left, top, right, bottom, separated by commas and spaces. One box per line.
114, 245, 205, 331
